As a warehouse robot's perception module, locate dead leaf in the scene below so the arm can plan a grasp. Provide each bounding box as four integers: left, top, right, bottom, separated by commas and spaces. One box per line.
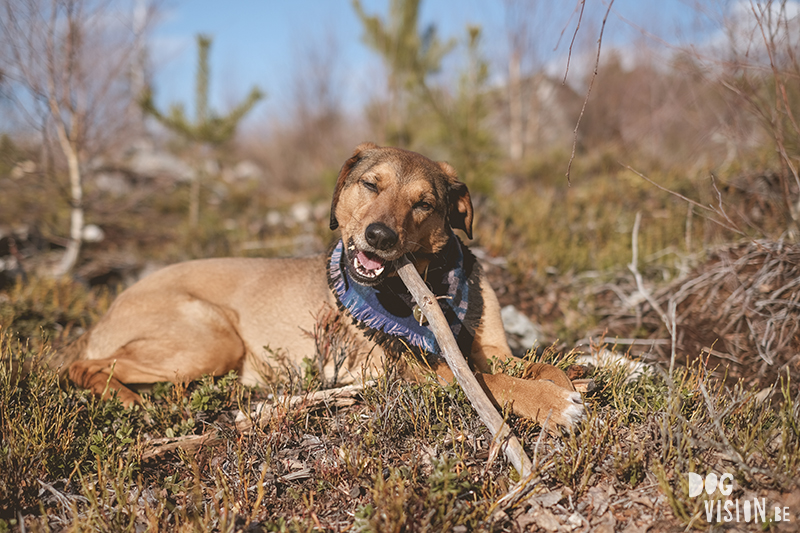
528, 489, 565, 509
529, 508, 561, 532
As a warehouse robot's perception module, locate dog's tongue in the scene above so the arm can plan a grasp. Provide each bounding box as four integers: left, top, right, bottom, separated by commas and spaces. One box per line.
357, 250, 384, 271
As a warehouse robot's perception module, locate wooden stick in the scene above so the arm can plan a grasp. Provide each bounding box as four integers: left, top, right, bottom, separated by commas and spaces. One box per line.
141, 431, 220, 461
235, 381, 372, 431
395, 256, 533, 477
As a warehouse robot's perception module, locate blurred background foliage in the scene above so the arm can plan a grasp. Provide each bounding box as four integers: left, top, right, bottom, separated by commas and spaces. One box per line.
0, 0, 798, 313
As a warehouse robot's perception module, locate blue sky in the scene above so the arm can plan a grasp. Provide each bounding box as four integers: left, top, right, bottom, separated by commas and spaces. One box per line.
149, 0, 706, 123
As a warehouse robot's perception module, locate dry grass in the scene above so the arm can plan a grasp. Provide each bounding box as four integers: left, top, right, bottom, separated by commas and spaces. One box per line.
3, 125, 800, 531
2, 146, 800, 530
1, 276, 799, 532
595, 239, 800, 392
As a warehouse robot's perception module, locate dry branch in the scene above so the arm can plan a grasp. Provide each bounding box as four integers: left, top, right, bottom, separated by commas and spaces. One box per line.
395, 256, 533, 478
624, 164, 745, 236
598, 239, 800, 388
141, 431, 220, 461
566, 0, 615, 184
235, 382, 373, 432
627, 211, 678, 373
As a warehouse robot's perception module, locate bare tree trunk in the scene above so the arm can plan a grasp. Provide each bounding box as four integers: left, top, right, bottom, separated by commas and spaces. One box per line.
43, 0, 84, 277
189, 172, 201, 228
52, 126, 84, 277
189, 144, 212, 228
2, 0, 161, 277
509, 47, 524, 161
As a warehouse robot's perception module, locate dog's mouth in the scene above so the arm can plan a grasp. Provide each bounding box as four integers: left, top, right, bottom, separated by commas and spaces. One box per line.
344, 241, 393, 285
354, 249, 385, 278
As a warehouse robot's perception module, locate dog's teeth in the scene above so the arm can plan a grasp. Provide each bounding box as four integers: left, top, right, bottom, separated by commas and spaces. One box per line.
353, 255, 385, 278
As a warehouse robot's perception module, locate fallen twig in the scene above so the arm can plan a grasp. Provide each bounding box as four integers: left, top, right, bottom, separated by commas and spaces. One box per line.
395, 256, 533, 478
235, 381, 373, 432
599, 238, 800, 388
627, 212, 678, 374
141, 431, 220, 461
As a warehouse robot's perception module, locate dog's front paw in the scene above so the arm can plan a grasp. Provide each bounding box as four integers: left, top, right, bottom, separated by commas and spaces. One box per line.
514, 379, 585, 431
555, 390, 585, 430
69, 360, 142, 407
476, 373, 586, 431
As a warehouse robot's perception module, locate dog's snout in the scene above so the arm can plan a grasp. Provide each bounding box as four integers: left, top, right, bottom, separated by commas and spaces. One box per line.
365, 223, 398, 251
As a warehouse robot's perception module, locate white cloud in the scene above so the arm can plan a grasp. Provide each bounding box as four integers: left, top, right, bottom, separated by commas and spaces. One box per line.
700, 1, 800, 66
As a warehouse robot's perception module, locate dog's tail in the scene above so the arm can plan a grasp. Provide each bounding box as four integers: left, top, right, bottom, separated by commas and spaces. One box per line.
43, 329, 92, 382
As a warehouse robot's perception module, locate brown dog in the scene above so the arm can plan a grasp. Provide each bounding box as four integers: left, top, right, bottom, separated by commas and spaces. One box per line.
68, 143, 584, 428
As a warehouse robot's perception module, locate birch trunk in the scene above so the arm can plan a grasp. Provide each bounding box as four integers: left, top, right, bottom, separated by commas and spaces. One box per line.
52, 126, 84, 277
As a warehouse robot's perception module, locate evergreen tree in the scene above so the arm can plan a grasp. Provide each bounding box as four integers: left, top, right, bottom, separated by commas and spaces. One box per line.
354, 1, 496, 191
353, 0, 454, 147
141, 34, 264, 227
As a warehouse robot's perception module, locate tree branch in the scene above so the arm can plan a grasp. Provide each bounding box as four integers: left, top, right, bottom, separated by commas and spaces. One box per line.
566, 0, 614, 184
395, 256, 533, 478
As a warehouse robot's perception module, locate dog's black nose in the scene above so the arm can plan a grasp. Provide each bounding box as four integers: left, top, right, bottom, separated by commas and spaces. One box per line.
365, 223, 398, 251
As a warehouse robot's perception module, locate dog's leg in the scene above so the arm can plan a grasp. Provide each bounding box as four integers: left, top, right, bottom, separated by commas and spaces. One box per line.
450, 282, 585, 429
474, 372, 584, 430
468, 281, 517, 373
68, 358, 145, 406
70, 334, 244, 407
522, 362, 576, 390
433, 362, 583, 430
69, 290, 248, 406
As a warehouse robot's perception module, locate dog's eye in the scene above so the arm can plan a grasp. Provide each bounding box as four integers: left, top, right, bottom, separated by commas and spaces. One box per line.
361, 180, 378, 193
415, 201, 434, 212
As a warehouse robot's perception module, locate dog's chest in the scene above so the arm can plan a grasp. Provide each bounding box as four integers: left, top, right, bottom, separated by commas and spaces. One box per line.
326, 237, 484, 364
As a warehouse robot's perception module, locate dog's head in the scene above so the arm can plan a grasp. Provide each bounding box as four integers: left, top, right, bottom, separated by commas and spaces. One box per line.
330, 142, 473, 286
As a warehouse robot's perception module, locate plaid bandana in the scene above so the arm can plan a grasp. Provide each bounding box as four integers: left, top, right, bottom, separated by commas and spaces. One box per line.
327, 233, 475, 356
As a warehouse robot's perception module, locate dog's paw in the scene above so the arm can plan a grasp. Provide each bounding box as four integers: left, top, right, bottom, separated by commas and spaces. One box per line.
555, 390, 585, 431
68, 360, 93, 387
516, 380, 585, 431
68, 360, 142, 407
477, 372, 586, 431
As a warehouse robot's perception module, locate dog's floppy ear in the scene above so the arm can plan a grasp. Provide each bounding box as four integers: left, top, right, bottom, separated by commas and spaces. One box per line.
439, 161, 473, 239
330, 142, 378, 230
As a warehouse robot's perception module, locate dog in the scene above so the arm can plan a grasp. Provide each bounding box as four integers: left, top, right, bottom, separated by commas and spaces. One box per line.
67, 143, 584, 429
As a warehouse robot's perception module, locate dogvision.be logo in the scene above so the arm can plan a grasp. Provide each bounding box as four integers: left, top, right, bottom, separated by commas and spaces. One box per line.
688, 472, 793, 524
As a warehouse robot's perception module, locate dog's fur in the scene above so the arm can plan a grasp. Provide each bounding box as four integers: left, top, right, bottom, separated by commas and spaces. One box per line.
68, 143, 584, 428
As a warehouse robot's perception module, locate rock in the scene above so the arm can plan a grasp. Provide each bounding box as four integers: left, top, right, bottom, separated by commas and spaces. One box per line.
81, 224, 105, 243
501, 305, 544, 355
94, 170, 132, 195
126, 142, 194, 182
0, 255, 22, 288
289, 202, 313, 225
229, 160, 263, 182
313, 202, 330, 222
10, 160, 36, 180
575, 349, 652, 383
265, 211, 283, 227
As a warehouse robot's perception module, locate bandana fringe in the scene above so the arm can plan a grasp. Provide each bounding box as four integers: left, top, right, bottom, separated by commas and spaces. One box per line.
327, 234, 482, 359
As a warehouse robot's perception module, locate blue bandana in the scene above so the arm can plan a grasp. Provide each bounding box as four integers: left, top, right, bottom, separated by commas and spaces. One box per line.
327, 234, 478, 357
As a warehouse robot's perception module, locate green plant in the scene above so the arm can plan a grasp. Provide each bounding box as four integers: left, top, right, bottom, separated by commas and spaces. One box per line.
141, 34, 263, 229
189, 370, 239, 412
2, 272, 799, 530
